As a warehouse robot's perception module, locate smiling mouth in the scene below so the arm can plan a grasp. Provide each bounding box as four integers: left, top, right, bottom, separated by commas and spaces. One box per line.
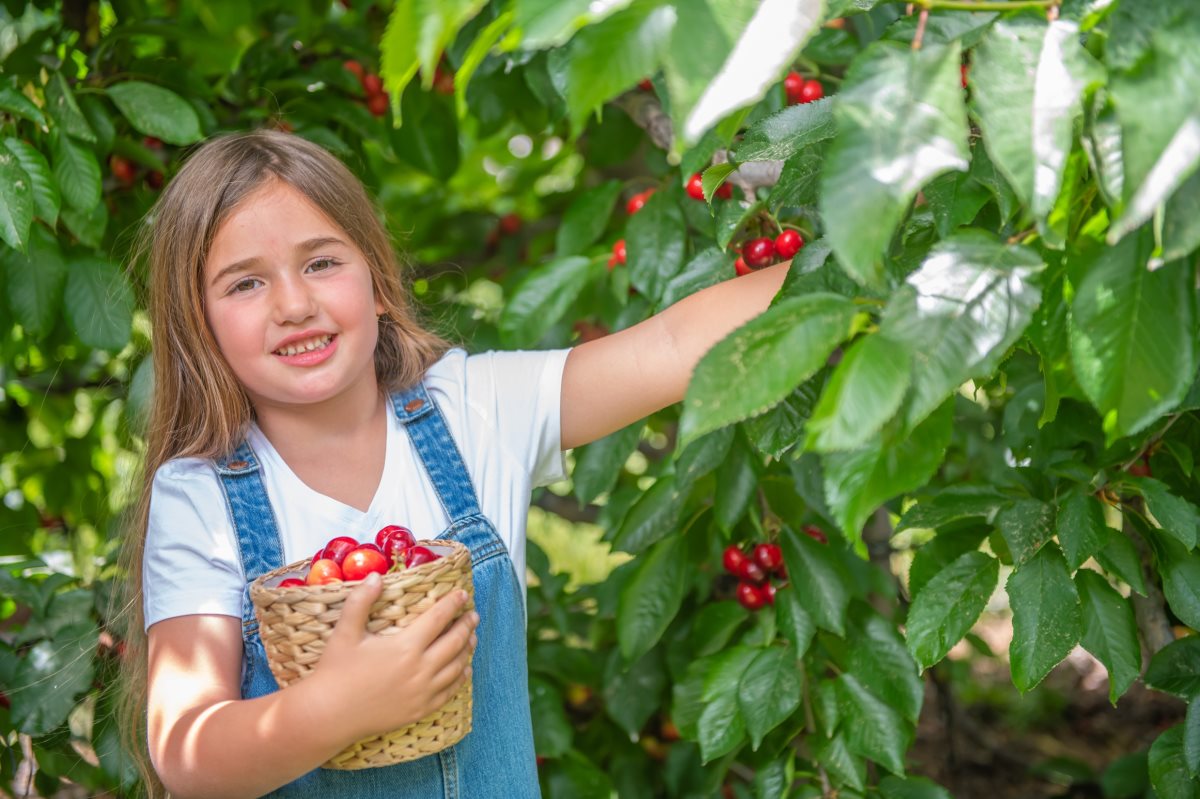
273, 334, 334, 356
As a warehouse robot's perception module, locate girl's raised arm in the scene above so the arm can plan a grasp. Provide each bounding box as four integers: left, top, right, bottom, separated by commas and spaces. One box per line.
560, 260, 790, 450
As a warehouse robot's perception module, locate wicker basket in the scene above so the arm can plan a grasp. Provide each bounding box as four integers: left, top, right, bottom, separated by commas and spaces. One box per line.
248, 539, 474, 769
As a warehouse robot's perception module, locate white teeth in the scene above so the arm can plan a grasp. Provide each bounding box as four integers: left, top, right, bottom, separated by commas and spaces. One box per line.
276, 334, 332, 356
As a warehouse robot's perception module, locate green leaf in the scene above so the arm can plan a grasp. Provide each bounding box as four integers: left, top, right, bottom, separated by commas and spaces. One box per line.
3, 225, 66, 337
806, 333, 912, 453
700, 162, 736, 205
0, 86, 46, 126
774, 585, 816, 657
821, 41, 969, 286
881, 231, 1045, 429
675, 426, 734, 492
995, 498, 1056, 567
679, 293, 857, 451
970, 18, 1103, 234
4, 138, 59, 227
514, 0, 632, 49
1007, 543, 1081, 692
49, 129, 100, 214
698, 646, 758, 763
1094, 524, 1147, 595
1164, 168, 1200, 261
1076, 569, 1140, 704
1101, 751, 1150, 799
714, 436, 757, 531
44, 73, 95, 143
812, 731, 866, 791
1108, 17, 1200, 244
907, 526, 990, 600
529, 675, 574, 757
389, 83, 461, 180
906, 550, 999, 671
60, 196, 108, 249
63, 257, 134, 351
1135, 477, 1200, 550
895, 488, 1005, 534
1150, 726, 1200, 799
617, 535, 687, 663
689, 600, 750, 658
563, 3, 675, 136
612, 475, 685, 554
738, 645, 801, 749
715, 197, 766, 249
835, 673, 910, 775
1057, 490, 1110, 570
106, 81, 203, 146
1160, 549, 1200, 633
0, 141, 34, 251
676, 0, 824, 144
499, 256, 592, 348
1070, 228, 1197, 442
1186, 696, 1200, 778
573, 423, 642, 505
1146, 637, 1200, 700
845, 603, 923, 724
823, 399, 954, 544
879, 776, 953, 799
627, 188, 687, 304
923, 167, 991, 238
661, 247, 732, 308
779, 524, 851, 636
453, 10, 515, 119
557, 180, 621, 256
381, 0, 489, 109
602, 648, 666, 738
11, 626, 98, 735
733, 98, 836, 162
768, 142, 828, 208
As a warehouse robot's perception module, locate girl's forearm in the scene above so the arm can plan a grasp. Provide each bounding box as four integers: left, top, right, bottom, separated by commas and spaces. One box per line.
153, 673, 357, 799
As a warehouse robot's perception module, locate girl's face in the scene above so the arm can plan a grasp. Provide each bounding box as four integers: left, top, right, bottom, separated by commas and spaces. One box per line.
203, 179, 384, 413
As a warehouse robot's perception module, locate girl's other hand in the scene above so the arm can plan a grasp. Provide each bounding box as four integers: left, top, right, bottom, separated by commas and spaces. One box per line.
314, 573, 478, 740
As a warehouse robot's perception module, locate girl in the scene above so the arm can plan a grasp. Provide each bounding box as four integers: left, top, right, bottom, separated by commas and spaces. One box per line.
119, 129, 789, 798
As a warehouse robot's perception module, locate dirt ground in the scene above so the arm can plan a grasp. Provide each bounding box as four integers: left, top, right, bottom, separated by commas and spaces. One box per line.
908, 615, 1183, 799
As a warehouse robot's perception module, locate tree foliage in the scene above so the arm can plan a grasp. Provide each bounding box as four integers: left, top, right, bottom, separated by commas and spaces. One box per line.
3, 0, 1200, 796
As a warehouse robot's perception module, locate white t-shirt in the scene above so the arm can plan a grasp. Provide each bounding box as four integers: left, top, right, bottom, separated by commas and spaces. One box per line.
142, 347, 570, 632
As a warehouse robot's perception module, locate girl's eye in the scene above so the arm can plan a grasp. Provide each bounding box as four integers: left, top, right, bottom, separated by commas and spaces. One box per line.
231, 277, 261, 293
308, 258, 338, 273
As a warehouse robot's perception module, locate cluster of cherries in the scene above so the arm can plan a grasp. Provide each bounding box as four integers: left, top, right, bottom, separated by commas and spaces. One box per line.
723, 542, 786, 611
734, 229, 804, 276
110, 136, 165, 190
343, 60, 389, 117
278, 525, 442, 587
784, 71, 824, 105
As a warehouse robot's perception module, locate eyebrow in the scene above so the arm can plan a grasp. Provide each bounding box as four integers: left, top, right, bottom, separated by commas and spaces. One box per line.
208, 236, 348, 288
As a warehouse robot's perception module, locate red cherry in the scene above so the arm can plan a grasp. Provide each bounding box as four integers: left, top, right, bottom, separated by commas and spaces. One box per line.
803, 525, 828, 545
321, 535, 359, 566
784, 71, 805, 105
433, 66, 455, 95
1129, 457, 1152, 478
361, 73, 383, 95
344, 60, 364, 78
734, 257, 752, 277
611, 239, 627, 268
146, 170, 164, 190
278, 578, 305, 588
764, 582, 776, 605
367, 93, 388, 117
722, 545, 748, 576
110, 155, 135, 187
753, 543, 783, 572
743, 237, 776, 268
799, 80, 824, 103
715, 181, 732, 200
736, 581, 769, 611
774, 230, 803, 260
375, 524, 415, 550
142, 135, 163, 150
499, 213, 522, 235
738, 559, 767, 584
626, 189, 654, 216
638, 78, 654, 92
685, 172, 706, 201
961, 63, 969, 90
405, 546, 440, 568
306, 558, 343, 585
342, 546, 390, 581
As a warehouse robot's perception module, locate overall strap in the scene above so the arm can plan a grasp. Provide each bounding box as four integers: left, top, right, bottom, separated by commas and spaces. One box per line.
214, 441, 287, 609
390, 383, 483, 524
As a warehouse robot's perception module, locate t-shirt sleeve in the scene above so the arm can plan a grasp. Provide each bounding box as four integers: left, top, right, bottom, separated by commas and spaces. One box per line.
466, 348, 571, 488
142, 459, 246, 631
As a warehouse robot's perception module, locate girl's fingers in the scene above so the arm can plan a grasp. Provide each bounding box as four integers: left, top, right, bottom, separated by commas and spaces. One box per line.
327, 573, 383, 645
405, 589, 472, 650
427, 638, 475, 692
423, 612, 477, 667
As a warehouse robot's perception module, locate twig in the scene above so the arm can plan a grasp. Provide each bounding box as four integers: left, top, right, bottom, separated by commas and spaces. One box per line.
1118, 413, 1181, 474
912, 8, 929, 50
913, 0, 1056, 9
800, 666, 834, 798
1122, 505, 1176, 664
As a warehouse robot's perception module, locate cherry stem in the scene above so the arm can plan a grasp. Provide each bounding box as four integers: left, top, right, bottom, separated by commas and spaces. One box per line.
912, 8, 929, 50
914, 0, 1056, 10
1118, 413, 1180, 473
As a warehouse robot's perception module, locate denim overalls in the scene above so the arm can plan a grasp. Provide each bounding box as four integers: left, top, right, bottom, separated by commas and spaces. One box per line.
214, 382, 541, 798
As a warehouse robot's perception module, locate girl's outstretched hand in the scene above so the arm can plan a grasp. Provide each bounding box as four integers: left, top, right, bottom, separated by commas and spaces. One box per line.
315, 573, 478, 741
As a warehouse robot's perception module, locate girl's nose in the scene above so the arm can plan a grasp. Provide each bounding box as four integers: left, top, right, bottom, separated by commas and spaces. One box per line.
271, 275, 318, 323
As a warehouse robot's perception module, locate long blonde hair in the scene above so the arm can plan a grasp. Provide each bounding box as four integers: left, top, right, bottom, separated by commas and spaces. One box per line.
114, 130, 452, 795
